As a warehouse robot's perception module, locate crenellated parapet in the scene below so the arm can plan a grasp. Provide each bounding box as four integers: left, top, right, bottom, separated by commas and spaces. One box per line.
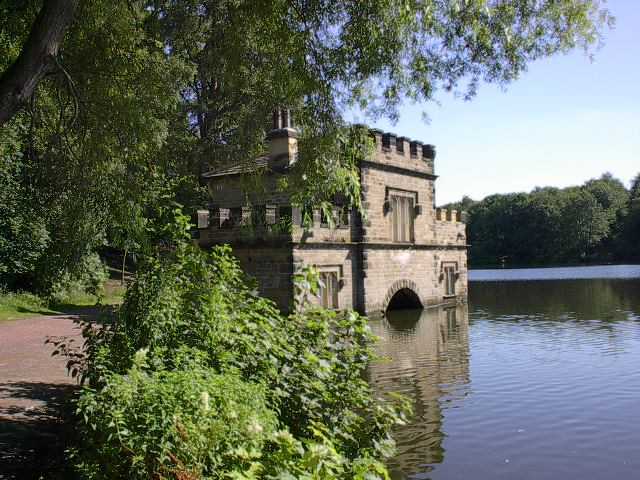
364, 128, 436, 176
196, 205, 293, 246
435, 208, 465, 223
434, 208, 467, 245
196, 203, 353, 246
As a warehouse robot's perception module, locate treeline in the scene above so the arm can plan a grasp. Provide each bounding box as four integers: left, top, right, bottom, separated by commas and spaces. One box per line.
444, 173, 640, 267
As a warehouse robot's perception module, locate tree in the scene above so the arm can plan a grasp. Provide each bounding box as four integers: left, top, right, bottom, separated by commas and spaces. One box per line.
630, 173, 640, 201
153, 0, 614, 202
616, 173, 640, 261
0, 127, 49, 285
584, 173, 629, 228
0, 0, 79, 125
0, 1, 194, 291
560, 187, 610, 260
451, 174, 631, 267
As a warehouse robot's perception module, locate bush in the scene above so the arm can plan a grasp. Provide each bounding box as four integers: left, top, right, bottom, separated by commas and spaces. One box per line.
48, 252, 109, 304
74, 364, 278, 479
0, 127, 50, 287
72, 211, 408, 479
0, 289, 54, 320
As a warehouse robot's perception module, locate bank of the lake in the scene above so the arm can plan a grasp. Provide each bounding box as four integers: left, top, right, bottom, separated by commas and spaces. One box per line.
369, 265, 640, 480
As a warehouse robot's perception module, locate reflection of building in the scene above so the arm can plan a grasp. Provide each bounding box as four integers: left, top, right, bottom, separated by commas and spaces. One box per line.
368, 304, 470, 476
197, 109, 468, 314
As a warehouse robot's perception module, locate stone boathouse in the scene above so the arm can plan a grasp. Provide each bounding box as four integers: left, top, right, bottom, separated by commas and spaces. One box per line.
197, 111, 468, 314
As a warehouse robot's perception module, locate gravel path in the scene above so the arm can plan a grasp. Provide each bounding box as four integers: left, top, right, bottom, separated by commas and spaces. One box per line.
0, 315, 84, 479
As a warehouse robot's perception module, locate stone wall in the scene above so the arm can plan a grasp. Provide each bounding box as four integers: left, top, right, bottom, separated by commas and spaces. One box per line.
368, 130, 435, 176
291, 210, 353, 244
360, 247, 465, 313
360, 167, 436, 243
434, 208, 467, 245
231, 246, 294, 312
292, 245, 358, 311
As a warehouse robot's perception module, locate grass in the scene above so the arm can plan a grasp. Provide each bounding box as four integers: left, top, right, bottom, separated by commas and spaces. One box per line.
0, 292, 59, 321
0, 279, 126, 323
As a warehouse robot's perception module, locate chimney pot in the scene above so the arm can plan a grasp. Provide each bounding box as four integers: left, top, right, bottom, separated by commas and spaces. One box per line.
267, 108, 298, 170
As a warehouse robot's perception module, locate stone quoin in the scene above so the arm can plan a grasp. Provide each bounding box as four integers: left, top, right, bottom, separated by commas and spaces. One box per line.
197, 109, 468, 314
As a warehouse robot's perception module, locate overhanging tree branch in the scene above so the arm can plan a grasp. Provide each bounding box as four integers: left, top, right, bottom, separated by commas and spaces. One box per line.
0, 0, 79, 126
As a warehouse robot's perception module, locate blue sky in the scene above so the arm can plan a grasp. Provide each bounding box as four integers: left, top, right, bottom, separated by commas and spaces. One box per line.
352, 0, 639, 205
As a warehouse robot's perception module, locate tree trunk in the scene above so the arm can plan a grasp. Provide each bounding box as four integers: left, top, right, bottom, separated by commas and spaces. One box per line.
0, 0, 79, 126
121, 247, 128, 286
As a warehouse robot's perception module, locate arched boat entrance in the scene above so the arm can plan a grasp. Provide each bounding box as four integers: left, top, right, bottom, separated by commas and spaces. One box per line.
383, 279, 424, 312
386, 288, 423, 311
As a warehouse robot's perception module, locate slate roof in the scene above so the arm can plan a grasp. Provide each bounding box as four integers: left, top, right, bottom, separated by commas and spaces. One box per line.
201, 156, 270, 178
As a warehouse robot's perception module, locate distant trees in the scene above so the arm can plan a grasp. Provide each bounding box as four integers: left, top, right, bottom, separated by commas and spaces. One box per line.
445, 173, 639, 266
617, 173, 640, 261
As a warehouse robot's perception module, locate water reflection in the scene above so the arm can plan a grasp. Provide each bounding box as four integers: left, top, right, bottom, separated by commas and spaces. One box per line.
368, 276, 640, 480
470, 279, 640, 323
368, 305, 470, 477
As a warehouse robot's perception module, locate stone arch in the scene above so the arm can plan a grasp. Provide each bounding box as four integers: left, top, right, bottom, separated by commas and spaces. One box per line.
382, 279, 424, 312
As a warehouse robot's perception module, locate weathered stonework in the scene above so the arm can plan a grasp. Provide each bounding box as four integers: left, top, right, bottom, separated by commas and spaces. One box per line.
198, 119, 468, 315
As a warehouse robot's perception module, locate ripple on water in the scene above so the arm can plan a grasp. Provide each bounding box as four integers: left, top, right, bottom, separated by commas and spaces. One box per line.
370, 277, 640, 480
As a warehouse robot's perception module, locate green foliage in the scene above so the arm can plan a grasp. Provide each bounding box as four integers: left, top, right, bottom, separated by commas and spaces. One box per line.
0, 0, 197, 291
0, 117, 50, 286
72, 211, 409, 479
0, 289, 56, 321
150, 0, 613, 211
74, 360, 399, 480
558, 187, 609, 260
615, 173, 640, 261
48, 252, 109, 304
74, 366, 278, 479
445, 173, 637, 266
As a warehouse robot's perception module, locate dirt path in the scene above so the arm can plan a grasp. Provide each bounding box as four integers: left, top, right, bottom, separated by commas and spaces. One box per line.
0, 315, 84, 479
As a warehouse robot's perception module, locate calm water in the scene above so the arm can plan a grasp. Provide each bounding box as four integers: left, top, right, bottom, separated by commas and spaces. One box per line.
470, 264, 640, 281
369, 266, 640, 480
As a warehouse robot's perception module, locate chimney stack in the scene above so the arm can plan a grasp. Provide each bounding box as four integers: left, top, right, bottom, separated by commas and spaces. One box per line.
267, 108, 298, 171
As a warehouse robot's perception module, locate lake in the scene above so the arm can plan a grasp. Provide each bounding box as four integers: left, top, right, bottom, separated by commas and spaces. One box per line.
368, 265, 640, 480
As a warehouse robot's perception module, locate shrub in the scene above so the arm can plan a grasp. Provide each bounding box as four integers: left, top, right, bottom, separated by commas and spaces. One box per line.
74, 364, 278, 479
72, 210, 409, 479
0, 289, 53, 320
0, 130, 50, 287
48, 252, 109, 304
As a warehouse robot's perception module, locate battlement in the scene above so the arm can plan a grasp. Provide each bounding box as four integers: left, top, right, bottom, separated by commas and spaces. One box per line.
359, 127, 436, 176
196, 204, 354, 246
435, 208, 465, 223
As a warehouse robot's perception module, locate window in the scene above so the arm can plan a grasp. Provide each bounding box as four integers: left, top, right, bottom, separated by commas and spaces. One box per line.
251, 205, 266, 226
196, 209, 209, 229
390, 194, 414, 242
319, 270, 339, 309
444, 264, 457, 296
278, 205, 292, 222
266, 205, 277, 225
446, 307, 458, 338
338, 206, 350, 227
320, 208, 331, 228
319, 205, 350, 228
219, 208, 232, 228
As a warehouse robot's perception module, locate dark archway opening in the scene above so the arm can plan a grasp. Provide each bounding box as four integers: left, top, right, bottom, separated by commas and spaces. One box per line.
386, 288, 423, 312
